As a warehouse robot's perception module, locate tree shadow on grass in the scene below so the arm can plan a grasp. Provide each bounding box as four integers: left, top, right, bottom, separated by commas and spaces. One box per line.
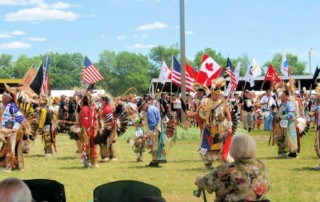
59, 166, 89, 170
24, 154, 45, 158
292, 166, 320, 172
56, 156, 79, 160
182, 167, 211, 172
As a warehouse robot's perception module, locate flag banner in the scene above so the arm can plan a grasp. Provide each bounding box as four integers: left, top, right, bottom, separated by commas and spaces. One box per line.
41, 55, 50, 96
244, 57, 261, 87
281, 52, 289, 76
185, 61, 198, 80
171, 57, 194, 91
82, 56, 104, 84
264, 65, 280, 83
30, 55, 50, 95
311, 65, 320, 85
224, 58, 237, 95
158, 60, 171, 84
196, 54, 222, 86
225, 62, 241, 96
18, 65, 37, 91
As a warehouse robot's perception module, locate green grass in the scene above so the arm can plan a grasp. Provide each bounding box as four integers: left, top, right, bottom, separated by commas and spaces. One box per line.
2, 126, 320, 202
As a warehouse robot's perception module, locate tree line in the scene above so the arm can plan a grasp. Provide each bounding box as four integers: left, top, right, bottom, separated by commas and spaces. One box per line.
0, 45, 307, 96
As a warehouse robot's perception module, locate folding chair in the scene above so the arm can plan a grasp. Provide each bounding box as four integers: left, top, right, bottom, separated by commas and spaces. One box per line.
23, 179, 66, 202
93, 180, 162, 202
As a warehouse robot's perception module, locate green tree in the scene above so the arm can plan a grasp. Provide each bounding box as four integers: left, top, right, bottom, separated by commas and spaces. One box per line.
0, 54, 13, 78
263, 53, 307, 75
99, 51, 152, 96
97, 50, 117, 91
13, 54, 34, 78
49, 52, 84, 90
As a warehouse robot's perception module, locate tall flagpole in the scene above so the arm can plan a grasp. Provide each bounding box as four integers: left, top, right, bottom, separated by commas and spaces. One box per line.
180, 0, 187, 125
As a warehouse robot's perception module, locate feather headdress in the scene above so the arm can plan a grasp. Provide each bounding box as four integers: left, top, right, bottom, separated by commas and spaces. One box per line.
210, 77, 226, 91
3, 83, 18, 104
192, 83, 210, 96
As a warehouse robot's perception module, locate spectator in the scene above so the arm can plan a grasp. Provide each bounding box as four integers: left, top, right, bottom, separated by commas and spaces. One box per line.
0, 178, 32, 202
195, 134, 270, 201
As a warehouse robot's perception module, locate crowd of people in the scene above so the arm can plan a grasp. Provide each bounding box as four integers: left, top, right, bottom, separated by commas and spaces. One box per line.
1, 75, 320, 201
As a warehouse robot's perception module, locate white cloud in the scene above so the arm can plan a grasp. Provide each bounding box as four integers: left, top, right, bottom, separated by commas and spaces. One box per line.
0, 33, 12, 38
116, 35, 126, 40
11, 30, 25, 35
133, 34, 148, 38
5, 7, 79, 21
137, 22, 167, 31
51, 2, 70, 9
29, 37, 46, 42
185, 31, 193, 35
0, 0, 42, 6
127, 43, 156, 49
0, 41, 31, 49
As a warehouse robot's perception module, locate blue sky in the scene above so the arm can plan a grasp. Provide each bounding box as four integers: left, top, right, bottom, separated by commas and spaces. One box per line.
1, 0, 320, 73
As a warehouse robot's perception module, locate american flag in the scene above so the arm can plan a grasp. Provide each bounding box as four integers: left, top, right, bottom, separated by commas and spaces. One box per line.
82, 56, 104, 84
171, 57, 194, 91
226, 58, 237, 94
40, 55, 50, 96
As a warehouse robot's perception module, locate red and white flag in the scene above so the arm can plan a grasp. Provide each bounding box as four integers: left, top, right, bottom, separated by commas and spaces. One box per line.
158, 60, 171, 84
196, 54, 222, 86
82, 56, 104, 84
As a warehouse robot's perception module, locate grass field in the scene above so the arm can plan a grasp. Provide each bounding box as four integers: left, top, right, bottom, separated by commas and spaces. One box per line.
1, 126, 320, 202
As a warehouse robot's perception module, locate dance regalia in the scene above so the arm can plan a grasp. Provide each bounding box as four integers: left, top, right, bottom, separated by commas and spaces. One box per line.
99, 103, 117, 160
79, 105, 97, 167
199, 98, 232, 167
273, 100, 297, 156
1, 102, 24, 169
133, 126, 145, 161
39, 105, 54, 155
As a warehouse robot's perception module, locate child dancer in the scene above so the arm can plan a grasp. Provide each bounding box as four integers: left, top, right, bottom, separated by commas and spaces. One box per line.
133, 117, 145, 162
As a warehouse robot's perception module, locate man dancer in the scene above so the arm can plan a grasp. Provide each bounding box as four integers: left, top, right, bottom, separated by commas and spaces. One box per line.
39, 98, 54, 156
199, 78, 233, 168
137, 99, 162, 167
99, 95, 117, 161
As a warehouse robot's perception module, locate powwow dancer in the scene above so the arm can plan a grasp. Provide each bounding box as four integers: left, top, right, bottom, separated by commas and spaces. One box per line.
137, 99, 162, 167
98, 94, 117, 161
38, 98, 54, 156
0, 84, 24, 171
198, 78, 233, 168
132, 117, 145, 162
78, 95, 98, 168
188, 84, 208, 132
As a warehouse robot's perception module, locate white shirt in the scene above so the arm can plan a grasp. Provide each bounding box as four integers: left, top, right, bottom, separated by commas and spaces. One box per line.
260, 95, 276, 110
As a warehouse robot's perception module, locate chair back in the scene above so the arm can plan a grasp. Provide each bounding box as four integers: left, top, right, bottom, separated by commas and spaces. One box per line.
23, 179, 66, 202
93, 180, 162, 202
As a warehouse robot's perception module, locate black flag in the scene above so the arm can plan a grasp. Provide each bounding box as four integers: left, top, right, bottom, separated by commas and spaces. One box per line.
29, 63, 44, 95
311, 65, 320, 87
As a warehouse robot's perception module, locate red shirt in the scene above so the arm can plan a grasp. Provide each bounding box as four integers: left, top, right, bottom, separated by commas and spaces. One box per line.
79, 105, 92, 128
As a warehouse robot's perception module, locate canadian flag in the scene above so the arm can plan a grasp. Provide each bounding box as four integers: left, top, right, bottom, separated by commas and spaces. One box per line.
196, 54, 222, 86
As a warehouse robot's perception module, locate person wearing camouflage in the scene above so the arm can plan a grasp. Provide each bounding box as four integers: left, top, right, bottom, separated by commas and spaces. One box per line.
196, 134, 270, 201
